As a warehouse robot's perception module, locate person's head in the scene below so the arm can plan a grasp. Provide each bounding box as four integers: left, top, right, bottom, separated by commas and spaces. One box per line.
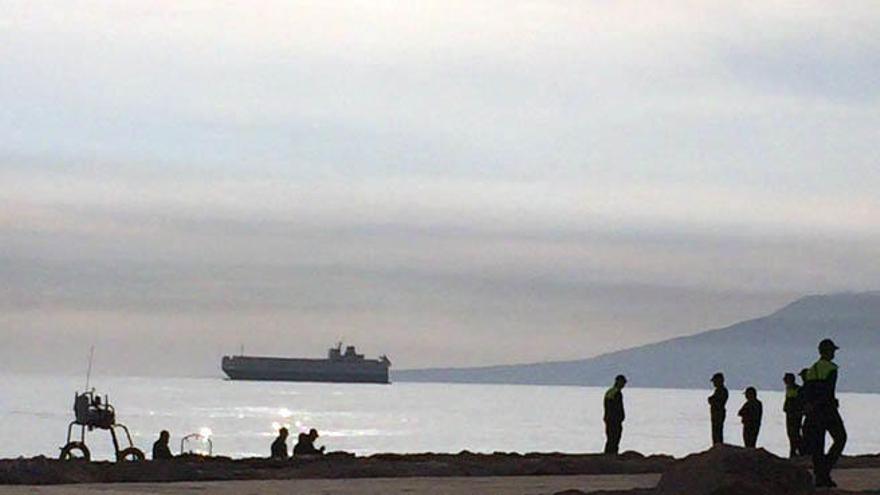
159, 430, 170, 442
94, 396, 101, 405
308, 428, 319, 440
711, 372, 725, 386
614, 374, 627, 389
744, 387, 757, 400
783, 373, 796, 386
278, 427, 289, 439
298, 432, 307, 442
818, 338, 839, 360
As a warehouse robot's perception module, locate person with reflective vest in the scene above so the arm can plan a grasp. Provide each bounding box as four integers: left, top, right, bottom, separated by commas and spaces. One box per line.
708, 372, 728, 445
783, 372, 804, 458
803, 338, 847, 488
603, 374, 627, 455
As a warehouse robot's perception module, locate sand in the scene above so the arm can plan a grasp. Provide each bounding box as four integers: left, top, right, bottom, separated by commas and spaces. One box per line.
0, 474, 658, 495
2, 469, 880, 495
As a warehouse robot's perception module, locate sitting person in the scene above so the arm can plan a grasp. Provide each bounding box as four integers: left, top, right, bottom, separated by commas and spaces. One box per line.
152, 430, 174, 460
270, 427, 289, 459
293, 428, 326, 456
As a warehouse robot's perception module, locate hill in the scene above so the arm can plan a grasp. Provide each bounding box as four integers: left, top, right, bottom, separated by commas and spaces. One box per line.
393, 292, 880, 392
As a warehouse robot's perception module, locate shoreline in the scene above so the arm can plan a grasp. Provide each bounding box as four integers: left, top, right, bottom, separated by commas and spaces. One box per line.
3, 450, 880, 486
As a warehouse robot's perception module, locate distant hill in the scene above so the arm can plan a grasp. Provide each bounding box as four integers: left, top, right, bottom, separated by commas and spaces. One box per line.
393, 292, 880, 393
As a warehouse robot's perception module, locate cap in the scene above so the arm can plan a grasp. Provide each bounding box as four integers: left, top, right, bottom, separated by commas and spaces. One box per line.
615, 374, 627, 383
711, 372, 724, 382
744, 386, 757, 396
819, 338, 839, 351
783, 372, 795, 381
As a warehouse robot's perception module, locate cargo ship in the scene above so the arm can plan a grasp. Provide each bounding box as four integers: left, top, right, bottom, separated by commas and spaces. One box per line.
221, 343, 391, 384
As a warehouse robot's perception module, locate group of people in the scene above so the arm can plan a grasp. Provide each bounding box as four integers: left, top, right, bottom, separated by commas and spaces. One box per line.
604, 338, 847, 488
271, 427, 326, 459
149, 426, 326, 461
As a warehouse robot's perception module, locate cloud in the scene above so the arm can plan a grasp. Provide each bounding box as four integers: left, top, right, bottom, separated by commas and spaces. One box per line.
1, 1, 879, 373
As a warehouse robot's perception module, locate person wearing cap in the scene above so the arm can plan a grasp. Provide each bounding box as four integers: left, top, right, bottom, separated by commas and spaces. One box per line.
783, 372, 804, 457
737, 387, 763, 448
803, 338, 847, 488
270, 427, 289, 459
708, 372, 729, 445
603, 374, 627, 455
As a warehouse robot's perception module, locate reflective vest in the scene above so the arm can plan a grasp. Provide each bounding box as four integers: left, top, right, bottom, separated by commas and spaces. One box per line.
785, 387, 799, 399
806, 359, 838, 382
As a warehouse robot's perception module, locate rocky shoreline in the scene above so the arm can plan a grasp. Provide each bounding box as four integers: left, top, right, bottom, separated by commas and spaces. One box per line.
0, 451, 673, 485
3, 448, 880, 491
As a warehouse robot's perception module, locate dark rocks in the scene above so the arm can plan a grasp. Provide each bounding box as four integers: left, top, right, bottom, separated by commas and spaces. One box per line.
655, 445, 814, 495
0, 452, 675, 485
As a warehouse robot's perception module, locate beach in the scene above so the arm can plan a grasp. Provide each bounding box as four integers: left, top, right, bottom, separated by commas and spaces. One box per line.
3, 469, 880, 495
4, 451, 880, 494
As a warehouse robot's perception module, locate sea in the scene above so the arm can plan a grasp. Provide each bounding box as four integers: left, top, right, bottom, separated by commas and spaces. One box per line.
1, 373, 877, 461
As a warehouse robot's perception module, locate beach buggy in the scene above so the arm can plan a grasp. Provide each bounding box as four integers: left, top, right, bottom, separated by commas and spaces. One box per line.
59, 389, 144, 462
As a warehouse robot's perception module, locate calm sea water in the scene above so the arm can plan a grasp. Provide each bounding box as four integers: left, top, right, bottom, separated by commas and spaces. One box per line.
1, 373, 877, 461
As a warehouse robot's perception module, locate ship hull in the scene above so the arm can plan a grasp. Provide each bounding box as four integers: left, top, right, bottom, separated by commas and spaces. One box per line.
222, 356, 390, 384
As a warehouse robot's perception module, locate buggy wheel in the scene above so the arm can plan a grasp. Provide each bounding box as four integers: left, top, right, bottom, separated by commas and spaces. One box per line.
59, 441, 91, 461
117, 447, 145, 462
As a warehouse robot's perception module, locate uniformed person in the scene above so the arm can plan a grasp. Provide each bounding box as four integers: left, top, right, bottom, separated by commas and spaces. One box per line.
803, 339, 847, 488
783, 372, 804, 457
708, 372, 729, 445
603, 374, 627, 455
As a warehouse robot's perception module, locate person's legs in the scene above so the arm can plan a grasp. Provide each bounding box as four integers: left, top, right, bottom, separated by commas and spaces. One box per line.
825, 410, 847, 480
743, 424, 758, 448
808, 413, 830, 486
604, 421, 622, 454
711, 416, 724, 445
786, 414, 801, 457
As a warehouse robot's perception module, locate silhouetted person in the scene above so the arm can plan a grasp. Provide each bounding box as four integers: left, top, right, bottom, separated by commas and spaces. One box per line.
783, 372, 804, 457
708, 372, 729, 445
803, 339, 847, 488
603, 374, 627, 455
738, 387, 763, 448
293, 428, 326, 456
271, 427, 289, 459
152, 430, 173, 460
798, 368, 813, 456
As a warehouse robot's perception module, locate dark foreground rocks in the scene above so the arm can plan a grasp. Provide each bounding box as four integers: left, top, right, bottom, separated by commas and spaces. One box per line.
0, 451, 673, 485
655, 444, 813, 495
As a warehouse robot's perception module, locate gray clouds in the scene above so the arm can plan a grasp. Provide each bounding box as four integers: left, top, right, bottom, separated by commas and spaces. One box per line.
1, 1, 879, 375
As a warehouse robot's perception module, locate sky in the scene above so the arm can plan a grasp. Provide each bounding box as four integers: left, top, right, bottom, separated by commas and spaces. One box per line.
1, 1, 879, 376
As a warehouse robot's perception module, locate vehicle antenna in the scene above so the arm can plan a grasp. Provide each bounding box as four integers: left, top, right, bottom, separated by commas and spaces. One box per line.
84, 346, 95, 391
240, 344, 244, 356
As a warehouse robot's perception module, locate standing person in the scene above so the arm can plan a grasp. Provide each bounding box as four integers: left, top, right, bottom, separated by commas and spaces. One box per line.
603, 375, 627, 455
798, 368, 813, 456
738, 387, 763, 448
270, 427, 289, 459
803, 339, 847, 488
783, 372, 804, 457
152, 430, 173, 460
708, 372, 729, 445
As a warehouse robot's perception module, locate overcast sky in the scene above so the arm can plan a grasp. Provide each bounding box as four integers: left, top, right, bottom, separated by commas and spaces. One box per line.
2, 1, 879, 375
